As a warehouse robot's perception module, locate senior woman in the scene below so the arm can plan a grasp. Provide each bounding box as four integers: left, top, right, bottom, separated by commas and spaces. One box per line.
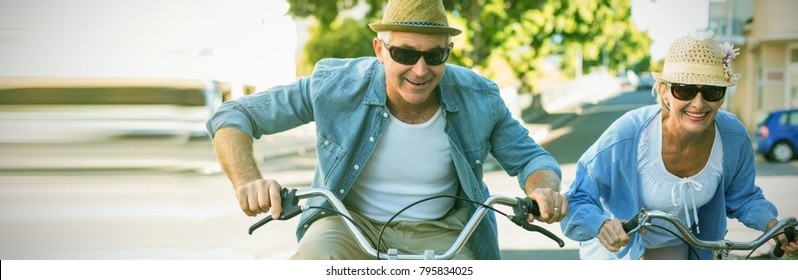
560, 36, 798, 259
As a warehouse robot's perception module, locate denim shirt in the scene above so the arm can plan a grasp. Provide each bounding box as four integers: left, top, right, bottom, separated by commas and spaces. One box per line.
560, 105, 778, 259
207, 57, 561, 259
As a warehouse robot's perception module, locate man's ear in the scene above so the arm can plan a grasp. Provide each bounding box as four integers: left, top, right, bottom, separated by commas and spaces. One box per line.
373, 38, 384, 64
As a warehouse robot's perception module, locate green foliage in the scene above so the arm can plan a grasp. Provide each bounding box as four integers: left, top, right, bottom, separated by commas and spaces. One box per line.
288, 0, 652, 95
300, 18, 376, 75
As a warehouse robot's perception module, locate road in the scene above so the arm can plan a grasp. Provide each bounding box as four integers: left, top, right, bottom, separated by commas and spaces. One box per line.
0, 89, 795, 260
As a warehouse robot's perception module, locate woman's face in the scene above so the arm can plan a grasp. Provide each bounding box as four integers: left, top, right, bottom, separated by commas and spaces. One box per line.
661, 83, 725, 136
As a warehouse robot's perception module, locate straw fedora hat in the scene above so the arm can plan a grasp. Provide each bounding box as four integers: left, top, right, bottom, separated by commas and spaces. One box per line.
369, 0, 462, 36
653, 36, 741, 87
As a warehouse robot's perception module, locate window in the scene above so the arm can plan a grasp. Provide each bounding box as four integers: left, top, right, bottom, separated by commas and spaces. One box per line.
778, 112, 789, 125
790, 111, 798, 125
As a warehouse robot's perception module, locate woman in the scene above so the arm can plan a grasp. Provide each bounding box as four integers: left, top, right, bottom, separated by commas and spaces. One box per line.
560, 36, 798, 259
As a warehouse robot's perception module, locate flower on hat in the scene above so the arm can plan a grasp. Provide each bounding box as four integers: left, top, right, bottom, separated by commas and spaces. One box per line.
719, 42, 740, 84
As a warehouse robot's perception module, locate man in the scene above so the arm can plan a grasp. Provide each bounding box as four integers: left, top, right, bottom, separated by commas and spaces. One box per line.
206, 0, 565, 260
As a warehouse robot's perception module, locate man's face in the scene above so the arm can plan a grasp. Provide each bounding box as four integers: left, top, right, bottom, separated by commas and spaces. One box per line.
374, 32, 450, 108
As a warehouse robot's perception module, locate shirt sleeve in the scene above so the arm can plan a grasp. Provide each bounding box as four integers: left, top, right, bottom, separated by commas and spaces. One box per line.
723, 133, 778, 231
205, 77, 315, 139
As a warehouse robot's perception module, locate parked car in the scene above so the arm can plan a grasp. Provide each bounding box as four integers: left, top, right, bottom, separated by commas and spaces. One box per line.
755, 108, 798, 162
636, 72, 655, 90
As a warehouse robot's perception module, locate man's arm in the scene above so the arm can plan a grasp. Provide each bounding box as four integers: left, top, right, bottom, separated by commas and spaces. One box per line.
213, 127, 283, 218
523, 169, 566, 223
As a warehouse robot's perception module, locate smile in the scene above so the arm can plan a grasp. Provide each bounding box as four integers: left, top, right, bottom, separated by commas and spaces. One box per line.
684, 111, 708, 118
405, 78, 428, 86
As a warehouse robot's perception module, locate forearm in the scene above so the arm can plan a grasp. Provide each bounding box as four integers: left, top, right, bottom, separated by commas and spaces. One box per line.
212, 127, 263, 188
523, 169, 561, 195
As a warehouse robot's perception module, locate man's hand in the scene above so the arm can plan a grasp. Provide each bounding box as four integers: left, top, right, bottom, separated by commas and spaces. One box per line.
212, 127, 284, 219
527, 187, 567, 223
524, 169, 566, 223
235, 179, 284, 219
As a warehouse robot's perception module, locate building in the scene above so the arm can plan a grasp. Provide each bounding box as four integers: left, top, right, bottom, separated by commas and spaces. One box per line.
708, 0, 798, 133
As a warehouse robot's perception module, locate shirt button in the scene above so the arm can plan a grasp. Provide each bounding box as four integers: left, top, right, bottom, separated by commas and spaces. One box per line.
339, 189, 345, 194
383, 112, 388, 118
323, 140, 329, 145
475, 160, 481, 164
354, 164, 360, 170
321, 211, 327, 215
369, 136, 374, 142
303, 224, 309, 228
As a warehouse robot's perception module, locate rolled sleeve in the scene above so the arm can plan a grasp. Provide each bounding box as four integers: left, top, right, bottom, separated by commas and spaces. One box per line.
206, 101, 258, 139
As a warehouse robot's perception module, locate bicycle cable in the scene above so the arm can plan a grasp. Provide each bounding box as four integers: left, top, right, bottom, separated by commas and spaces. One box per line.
305, 206, 378, 248
375, 194, 509, 260
648, 224, 701, 259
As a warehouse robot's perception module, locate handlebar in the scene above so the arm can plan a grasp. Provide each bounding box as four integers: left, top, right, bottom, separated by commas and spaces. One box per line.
248, 188, 565, 260
622, 208, 797, 259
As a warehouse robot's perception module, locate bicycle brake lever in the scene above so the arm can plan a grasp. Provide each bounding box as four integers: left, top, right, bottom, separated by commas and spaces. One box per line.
248, 188, 304, 235
509, 197, 565, 248
773, 226, 796, 258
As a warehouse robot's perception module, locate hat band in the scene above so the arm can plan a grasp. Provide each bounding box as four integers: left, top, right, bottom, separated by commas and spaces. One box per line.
662, 62, 724, 78
387, 21, 448, 27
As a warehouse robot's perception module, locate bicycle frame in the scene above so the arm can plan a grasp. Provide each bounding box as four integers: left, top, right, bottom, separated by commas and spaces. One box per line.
248, 188, 565, 260
623, 208, 797, 259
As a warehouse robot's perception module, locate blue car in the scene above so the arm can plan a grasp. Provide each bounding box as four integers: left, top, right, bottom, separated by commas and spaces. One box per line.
755, 109, 798, 162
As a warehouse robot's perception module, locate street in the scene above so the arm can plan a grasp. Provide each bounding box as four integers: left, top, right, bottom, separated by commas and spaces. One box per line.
0, 88, 796, 260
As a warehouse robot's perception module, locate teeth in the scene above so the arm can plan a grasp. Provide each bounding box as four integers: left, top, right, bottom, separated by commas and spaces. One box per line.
685, 112, 707, 118
406, 78, 426, 86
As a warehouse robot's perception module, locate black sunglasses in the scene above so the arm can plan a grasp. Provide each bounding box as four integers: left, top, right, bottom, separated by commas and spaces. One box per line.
667, 83, 726, 102
379, 39, 452, 66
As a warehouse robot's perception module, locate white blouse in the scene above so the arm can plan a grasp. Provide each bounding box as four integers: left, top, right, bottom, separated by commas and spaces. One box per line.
637, 112, 722, 248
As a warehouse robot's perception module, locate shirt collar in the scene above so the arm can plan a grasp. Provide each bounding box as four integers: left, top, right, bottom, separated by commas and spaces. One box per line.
363, 63, 460, 113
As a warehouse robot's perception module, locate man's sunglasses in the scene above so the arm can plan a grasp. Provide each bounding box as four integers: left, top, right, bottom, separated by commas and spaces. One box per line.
380, 39, 452, 66
667, 83, 726, 102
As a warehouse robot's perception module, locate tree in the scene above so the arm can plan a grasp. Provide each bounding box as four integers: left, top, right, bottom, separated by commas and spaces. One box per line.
298, 18, 377, 75
286, 0, 651, 117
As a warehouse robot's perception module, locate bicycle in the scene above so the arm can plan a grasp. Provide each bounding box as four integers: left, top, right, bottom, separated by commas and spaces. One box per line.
621, 208, 797, 260
247, 187, 565, 260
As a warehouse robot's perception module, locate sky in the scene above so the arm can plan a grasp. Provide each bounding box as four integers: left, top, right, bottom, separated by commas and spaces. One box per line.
0, 0, 710, 88
0, 0, 299, 91
631, 0, 709, 61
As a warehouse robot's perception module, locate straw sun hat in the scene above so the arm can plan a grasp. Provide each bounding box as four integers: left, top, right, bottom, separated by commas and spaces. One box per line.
369, 0, 462, 36
653, 36, 741, 87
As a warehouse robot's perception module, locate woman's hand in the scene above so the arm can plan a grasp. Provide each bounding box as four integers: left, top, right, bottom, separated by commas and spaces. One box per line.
598, 218, 633, 252
767, 219, 798, 257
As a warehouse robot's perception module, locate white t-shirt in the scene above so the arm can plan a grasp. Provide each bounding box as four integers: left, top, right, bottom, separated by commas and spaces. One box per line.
637, 112, 722, 248
346, 107, 458, 222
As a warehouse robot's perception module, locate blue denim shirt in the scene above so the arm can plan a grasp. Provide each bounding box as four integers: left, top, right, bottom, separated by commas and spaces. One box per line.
560, 105, 778, 259
207, 57, 561, 259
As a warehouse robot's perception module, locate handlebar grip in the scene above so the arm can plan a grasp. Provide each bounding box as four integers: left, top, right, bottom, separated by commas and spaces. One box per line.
514, 197, 540, 217
248, 188, 303, 235
773, 226, 796, 258
622, 214, 640, 233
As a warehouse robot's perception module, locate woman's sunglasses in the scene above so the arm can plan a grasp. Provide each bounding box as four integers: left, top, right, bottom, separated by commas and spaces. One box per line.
380, 39, 452, 66
667, 83, 726, 102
